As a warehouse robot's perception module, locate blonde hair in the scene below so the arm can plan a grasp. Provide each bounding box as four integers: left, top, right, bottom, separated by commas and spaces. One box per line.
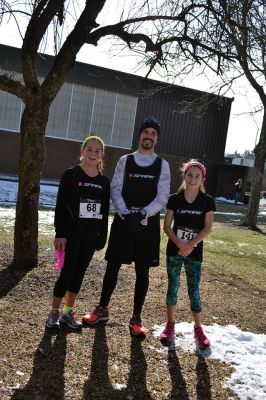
178, 159, 206, 193
80, 135, 105, 173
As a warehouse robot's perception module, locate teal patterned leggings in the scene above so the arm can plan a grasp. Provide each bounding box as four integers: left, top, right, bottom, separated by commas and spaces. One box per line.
166, 255, 202, 312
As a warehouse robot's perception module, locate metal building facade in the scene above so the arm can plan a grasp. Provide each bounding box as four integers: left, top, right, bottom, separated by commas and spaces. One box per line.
133, 80, 232, 164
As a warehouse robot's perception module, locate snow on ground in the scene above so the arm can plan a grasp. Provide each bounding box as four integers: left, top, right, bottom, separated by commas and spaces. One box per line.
215, 196, 244, 205
0, 176, 266, 234
0, 176, 58, 206
153, 322, 266, 400
216, 196, 266, 207
0, 178, 266, 212
0, 177, 58, 234
0, 207, 55, 235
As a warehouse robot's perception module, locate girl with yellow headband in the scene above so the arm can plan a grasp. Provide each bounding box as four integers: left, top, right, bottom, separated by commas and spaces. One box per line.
46, 136, 110, 330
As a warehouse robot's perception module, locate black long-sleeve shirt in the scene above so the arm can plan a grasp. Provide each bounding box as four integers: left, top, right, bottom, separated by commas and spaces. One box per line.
54, 165, 110, 248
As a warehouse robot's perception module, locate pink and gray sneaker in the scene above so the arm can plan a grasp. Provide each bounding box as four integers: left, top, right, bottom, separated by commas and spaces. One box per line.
194, 326, 210, 348
160, 322, 175, 346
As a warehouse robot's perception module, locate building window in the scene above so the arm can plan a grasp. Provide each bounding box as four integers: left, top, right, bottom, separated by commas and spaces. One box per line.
111, 93, 137, 148
67, 84, 95, 142
90, 89, 116, 144
46, 82, 72, 138
0, 80, 138, 149
0, 91, 22, 131
45, 83, 138, 149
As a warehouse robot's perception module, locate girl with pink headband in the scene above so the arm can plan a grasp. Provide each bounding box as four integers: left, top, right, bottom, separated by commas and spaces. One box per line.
160, 159, 216, 350
184, 161, 206, 178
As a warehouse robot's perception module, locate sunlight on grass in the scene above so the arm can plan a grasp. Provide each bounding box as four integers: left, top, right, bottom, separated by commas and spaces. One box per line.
214, 202, 266, 224
205, 223, 266, 291
160, 220, 266, 291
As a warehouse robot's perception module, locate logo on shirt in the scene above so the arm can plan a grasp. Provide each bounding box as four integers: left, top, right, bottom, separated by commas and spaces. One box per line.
128, 173, 155, 179
78, 182, 103, 190
178, 209, 202, 215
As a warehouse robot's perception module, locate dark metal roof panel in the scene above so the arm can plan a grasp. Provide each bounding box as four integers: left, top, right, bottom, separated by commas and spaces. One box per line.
133, 81, 232, 163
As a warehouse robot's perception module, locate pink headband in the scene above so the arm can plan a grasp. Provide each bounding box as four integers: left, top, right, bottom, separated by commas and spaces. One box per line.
184, 162, 206, 177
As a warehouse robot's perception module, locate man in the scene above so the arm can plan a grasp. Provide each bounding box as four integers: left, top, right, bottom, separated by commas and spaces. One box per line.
82, 117, 171, 337
234, 178, 242, 204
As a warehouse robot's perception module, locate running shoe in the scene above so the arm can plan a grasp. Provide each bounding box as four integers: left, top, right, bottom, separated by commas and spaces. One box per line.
59, 310, 82, 330
160, 322, 175, 345
194, 326, 210, 348
45, 310, 60, 329
82, 304, 109, 326
129, 315, 148, 338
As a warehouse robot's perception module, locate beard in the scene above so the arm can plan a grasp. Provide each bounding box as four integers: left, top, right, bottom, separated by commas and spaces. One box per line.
140, 138, 154, 149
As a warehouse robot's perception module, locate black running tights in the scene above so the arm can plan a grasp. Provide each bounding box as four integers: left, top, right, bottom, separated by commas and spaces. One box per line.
99, 261, 150, 315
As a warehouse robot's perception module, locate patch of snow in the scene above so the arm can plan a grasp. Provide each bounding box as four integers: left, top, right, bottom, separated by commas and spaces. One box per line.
153, 322, 266, 400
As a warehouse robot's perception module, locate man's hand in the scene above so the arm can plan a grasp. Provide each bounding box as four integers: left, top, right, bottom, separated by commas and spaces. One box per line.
123, 212, 144, 233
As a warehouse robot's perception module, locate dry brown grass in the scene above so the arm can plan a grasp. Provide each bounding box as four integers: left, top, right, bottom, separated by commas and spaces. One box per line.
0, 232, 265, 400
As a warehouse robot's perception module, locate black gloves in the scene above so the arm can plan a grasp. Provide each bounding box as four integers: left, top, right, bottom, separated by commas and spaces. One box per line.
123, 211, 145, 234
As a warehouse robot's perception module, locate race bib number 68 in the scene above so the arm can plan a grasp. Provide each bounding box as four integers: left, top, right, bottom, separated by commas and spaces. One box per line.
79, 200, 102, 219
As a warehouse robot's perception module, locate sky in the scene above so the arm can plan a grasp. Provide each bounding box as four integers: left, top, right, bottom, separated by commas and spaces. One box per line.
0, 2, 263, 155
0, 176, 266, 399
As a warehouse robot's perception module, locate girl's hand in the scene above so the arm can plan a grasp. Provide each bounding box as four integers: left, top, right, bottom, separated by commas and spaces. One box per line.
177, 241, 194, 257
178, 248, 193, 256
54, 237, 66, 251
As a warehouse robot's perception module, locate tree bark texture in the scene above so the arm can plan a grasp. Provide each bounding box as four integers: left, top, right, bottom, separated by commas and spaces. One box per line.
244, 111, 266, 228
13, 102, 49, 268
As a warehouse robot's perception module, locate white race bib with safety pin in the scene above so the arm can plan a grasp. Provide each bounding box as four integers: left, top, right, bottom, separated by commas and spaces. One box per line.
176, 227, 198, 243
79, 199, 102, 219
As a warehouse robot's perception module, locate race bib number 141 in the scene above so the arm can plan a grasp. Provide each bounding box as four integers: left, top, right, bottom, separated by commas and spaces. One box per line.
177, 228, 197, 243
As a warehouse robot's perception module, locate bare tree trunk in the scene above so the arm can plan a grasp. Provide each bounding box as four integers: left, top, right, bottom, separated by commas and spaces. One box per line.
13, 103, 49, 269
243, 111, 266, 229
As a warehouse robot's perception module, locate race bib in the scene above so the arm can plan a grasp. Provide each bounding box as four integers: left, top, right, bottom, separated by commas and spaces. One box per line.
79, 199, 102, 219
176, 227, 198, 243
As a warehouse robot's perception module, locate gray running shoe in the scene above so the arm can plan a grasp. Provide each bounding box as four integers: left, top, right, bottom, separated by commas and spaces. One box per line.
59, 311, 82, 330
46, 310, 60, 329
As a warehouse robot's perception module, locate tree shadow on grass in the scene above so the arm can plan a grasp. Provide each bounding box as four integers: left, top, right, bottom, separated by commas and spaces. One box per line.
0, 262, 27, 299
12, 329, 67, 400
238, 223, 266, 235
167, 348, 189, 399
83, 325, 152, 399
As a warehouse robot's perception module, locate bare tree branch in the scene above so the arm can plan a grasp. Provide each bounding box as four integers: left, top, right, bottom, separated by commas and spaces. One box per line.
41, 0, 105, 102
0, 73, 25, 101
